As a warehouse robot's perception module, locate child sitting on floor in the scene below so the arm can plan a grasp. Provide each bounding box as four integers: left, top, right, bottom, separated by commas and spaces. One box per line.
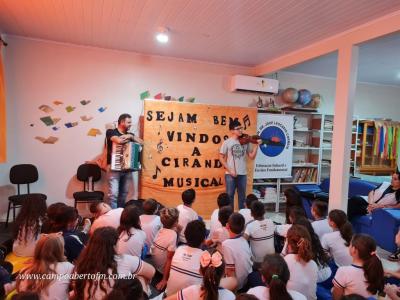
247, 254, 306, 300
332, 234, 384, 299
177, 189, 199, 244
165, 249, 236, 300
139, 198, 162, 249
151, 208, 180, 291
243, 201, 275, 264
116, 205, 146, 257
238, 194, 258, 226
221, 213, 252, 290
209, 193, 230, 238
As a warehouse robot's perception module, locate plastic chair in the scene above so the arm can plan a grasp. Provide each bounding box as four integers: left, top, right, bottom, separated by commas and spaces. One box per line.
72, 164, 104, 208
7, 164, 47, 228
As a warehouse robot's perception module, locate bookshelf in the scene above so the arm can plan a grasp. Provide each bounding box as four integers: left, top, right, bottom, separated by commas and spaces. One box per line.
253, 111, 361, 212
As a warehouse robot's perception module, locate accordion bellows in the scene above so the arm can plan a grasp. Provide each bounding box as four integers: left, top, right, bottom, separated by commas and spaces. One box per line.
111, 142, 142, 171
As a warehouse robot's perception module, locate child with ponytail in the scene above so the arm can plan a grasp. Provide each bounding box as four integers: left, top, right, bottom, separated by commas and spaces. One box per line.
285, 225, 318, 300
332, 234, 384, 299
165, 249, 235, 300
321, 210, 353, 267
247, 254, 306, 300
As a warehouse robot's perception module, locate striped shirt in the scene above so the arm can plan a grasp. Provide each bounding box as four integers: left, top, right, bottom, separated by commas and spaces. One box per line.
244, 218, 275, 263
165, 245, 204, 296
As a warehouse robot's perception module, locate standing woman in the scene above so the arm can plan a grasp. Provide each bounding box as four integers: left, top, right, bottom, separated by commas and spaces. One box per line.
16, 233, 74, 300
332, 234, 384, 299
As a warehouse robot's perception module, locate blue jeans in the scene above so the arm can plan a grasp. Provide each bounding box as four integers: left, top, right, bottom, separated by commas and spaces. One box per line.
225, 174, 247, 209
107, 170, 132, 209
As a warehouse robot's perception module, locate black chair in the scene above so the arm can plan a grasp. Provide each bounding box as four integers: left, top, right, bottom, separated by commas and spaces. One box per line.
8, 164, 47, 227
73, 164, 104, 208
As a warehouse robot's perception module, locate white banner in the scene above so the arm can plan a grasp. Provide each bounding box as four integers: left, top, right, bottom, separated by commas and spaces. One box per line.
254, 114, 294, 179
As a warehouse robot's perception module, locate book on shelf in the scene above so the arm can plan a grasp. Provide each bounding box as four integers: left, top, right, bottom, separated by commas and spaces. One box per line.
292, 167, 317, 183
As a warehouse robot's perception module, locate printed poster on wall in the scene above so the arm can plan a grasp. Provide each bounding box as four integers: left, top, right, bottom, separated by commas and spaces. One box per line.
141, 100, 257, 218
254, 114, 294, 179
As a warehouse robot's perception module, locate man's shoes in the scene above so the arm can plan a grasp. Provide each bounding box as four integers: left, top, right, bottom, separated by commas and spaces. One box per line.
388, 249, 400, 261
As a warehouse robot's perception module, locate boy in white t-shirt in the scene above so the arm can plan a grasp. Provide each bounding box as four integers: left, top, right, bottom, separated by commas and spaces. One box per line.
311, 200, 332, 240
206, 205, 233, 251
238, 194, 258, 226
244, 201, 275, 263
151, 208, 180, 291
177, 189, 199, 244
89, 202, 123, 235
140, 198, 162, 248
222, 213, 252, 290
165, 220, 207, 296
209, 193, 230, 238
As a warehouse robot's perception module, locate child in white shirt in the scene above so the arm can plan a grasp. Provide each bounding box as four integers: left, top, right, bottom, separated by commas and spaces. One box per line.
140, 198, 162, 248
12, 196, 47, 257
206, 206, 232, 251
89, 202, 123, 235
238, 194, 258, 226
165, 220, 207, 296
311, 200, 332, 240
244, 201, 275, 263
177, 189, 199, 243
285, 224, 318, 300
247, 254, 306, 300
332, 234, 384, 299
165, 249, 235, 300
17, 233, 74, 300
209, 193, 230, 238
116, 205, 146, 257
222, 213, 252, 290
151, 208, 180, 291
321, 210, 353, 267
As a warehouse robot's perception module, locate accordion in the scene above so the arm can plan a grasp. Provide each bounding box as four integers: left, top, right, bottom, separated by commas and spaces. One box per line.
111, 142, 142, 171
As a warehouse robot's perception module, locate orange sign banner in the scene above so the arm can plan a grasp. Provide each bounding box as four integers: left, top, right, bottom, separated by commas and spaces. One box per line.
140, 100, 257, 218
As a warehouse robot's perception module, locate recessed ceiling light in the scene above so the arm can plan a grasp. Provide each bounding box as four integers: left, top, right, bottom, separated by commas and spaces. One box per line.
156, 27, 169, 44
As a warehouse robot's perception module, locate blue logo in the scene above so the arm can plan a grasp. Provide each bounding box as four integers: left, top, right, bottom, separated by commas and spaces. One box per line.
259, 126, 286, 157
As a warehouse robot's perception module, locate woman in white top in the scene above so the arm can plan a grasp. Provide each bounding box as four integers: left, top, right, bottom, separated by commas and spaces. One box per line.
17, 232, 74, 300
321, 210, 353, 267
116, 205, 146, 257
73, 226, 155, 299
348, 171, 400, 220
247, 253, 306, 300
332, 234, 384, 299
13, 195, 47, 257
165, 249, 236, 300
284, 225, 318, 300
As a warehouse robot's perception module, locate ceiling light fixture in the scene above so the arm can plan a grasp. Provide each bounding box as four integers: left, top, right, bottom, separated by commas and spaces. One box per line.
156, 27, 169, 44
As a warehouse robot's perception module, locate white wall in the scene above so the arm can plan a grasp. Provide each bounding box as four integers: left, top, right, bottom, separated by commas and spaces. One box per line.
1, 36, 399, 220
277, 71, 400, 120
0, 36, 254, 219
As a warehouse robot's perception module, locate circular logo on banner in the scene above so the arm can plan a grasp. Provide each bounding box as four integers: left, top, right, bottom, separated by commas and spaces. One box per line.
260, 126, 286, 157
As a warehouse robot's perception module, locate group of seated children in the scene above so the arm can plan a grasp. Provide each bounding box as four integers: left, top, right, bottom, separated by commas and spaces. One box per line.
3, 188, 400, 300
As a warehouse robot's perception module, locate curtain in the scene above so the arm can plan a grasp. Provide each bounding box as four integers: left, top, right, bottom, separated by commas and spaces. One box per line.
0, 43, 6, 163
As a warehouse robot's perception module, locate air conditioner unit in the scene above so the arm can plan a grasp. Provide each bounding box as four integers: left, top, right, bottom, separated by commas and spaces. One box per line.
230, 75, 279, 94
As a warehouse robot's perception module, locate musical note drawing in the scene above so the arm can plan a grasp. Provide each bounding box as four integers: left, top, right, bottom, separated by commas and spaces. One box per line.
243, 114, 251, 130
157, 139, 164, 153
158, 125, 162, 135
152, 166, 161, 179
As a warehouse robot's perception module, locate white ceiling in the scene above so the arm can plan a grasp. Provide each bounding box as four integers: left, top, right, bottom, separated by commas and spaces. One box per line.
0, 0, 399, 67
283, 32, 400, 86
